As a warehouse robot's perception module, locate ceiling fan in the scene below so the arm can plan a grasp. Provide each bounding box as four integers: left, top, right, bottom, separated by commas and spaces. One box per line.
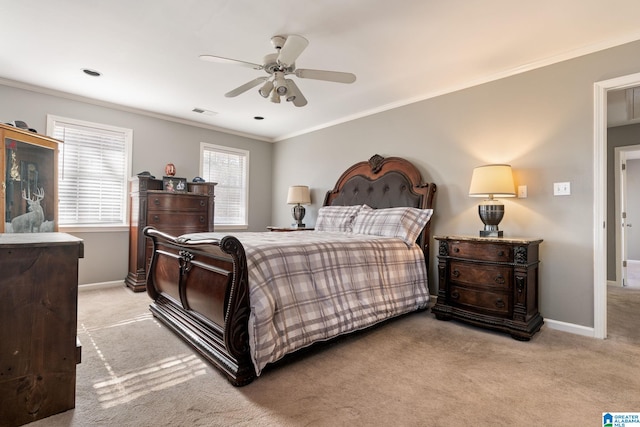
200, 34, 356, 107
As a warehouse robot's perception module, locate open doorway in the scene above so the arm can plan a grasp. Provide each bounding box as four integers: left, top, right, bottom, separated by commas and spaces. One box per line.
594, 73, 640, 339
609, 147, 640, 342
614, 146, 640, 288
595, 73, 640, 340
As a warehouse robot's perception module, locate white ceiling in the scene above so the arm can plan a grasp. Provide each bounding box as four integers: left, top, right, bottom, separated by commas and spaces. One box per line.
3, 1, 640, 142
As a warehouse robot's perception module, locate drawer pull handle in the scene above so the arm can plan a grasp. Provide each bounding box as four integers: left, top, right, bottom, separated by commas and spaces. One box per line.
452, 269, 460, 278
200, 200, 206, 207
451, 290, 460, 300
495, 299, 505, 309
199, 216, 205, 223
498, 250, 505, 257
153, 215, 160, 222
495, 274, 505, 284
153, 198, 160, 206
453, 247, 460, 253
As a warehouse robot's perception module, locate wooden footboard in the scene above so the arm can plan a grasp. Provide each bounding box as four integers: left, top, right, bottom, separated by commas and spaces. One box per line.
143, 226, 256, 386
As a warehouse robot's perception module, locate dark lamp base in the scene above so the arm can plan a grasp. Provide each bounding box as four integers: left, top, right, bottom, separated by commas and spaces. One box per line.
291, 204, 306, 228
479, 230, 503, 238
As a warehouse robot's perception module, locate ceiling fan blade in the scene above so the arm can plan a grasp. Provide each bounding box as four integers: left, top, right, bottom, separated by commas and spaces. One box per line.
277, 35, 309, 67
199, 55, 263, 70
225, 77, 269, 97
285, 79, 308, 107
294, 68, 356, 84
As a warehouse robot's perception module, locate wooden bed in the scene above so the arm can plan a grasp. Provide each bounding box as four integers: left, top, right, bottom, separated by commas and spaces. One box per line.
144, 154, 436, 386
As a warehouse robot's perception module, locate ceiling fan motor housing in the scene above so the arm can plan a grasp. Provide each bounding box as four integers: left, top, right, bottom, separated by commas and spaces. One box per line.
263, 53, 294, 74
271, 35, 286, 50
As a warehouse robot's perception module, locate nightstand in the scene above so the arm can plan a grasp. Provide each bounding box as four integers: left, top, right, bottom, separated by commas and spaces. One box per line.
431, 235, 543, 340
267, 226, 314, 232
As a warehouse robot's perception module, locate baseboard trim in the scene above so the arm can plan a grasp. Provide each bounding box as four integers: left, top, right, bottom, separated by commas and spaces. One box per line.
79, 280, 124, 292
544, 318, 596, 338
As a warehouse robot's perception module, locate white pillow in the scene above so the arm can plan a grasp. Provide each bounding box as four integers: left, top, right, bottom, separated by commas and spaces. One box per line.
352, 207, 433, 246
315, 205, 364, 232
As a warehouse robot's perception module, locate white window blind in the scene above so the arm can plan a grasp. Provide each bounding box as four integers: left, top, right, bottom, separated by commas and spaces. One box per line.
200, 143, 249, 227
47, 115, 132, 227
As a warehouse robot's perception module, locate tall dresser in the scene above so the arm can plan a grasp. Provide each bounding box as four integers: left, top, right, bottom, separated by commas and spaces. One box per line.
125, 175, 216, 292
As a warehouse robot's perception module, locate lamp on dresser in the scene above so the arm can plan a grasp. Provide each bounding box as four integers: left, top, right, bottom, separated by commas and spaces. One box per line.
468, 164, 516, 237
287, 185, 311, 228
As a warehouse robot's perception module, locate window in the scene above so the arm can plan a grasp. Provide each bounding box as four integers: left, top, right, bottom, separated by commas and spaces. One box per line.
47, 115, 132, 229
200, 143, 249, 228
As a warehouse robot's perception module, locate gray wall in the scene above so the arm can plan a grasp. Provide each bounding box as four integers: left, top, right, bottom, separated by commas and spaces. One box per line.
0, 84, 273, 285
273, 39, 640, 329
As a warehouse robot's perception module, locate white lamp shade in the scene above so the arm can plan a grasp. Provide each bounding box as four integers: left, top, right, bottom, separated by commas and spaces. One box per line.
287, 185, 311, 204
469, 164, 516, 198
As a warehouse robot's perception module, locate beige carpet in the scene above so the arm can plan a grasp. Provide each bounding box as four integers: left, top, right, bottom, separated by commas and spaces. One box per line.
29, 284, 640, 427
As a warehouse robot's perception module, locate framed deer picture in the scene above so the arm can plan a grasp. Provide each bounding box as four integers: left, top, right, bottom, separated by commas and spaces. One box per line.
1, 123, 61, 233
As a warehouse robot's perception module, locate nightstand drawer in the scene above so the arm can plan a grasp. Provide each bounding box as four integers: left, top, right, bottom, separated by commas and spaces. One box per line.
449, 284, 511, 317
449, 261, 512, 290
448, 240, 512, 262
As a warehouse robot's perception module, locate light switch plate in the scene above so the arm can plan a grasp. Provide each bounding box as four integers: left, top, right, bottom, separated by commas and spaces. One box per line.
518, 185, 527, 198
553, 182, 571, 196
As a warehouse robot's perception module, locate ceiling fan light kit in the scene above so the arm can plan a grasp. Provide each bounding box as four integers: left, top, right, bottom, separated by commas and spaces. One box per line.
258, 80, 274, 98
201, 34, 356, 107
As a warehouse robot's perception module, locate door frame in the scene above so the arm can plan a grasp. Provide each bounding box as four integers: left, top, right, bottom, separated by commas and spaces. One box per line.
594, 72, 640, 339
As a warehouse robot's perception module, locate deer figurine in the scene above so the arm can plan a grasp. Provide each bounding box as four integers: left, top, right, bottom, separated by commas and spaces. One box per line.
11, 188, 45, 233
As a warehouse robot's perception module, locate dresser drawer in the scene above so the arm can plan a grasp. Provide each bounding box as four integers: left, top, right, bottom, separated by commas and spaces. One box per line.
449, 284, 511, 317
449, 260, 512, 290
448, 240, 512, 262
147, 212, 208, 227
148, 194, 208, 211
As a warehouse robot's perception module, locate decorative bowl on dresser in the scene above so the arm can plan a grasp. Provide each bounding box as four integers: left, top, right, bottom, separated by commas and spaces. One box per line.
125, 175, 216, 292
431, 235, 543, 340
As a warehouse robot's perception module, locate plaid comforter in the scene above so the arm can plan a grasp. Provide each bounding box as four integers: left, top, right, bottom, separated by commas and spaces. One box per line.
181, 231, 429, 375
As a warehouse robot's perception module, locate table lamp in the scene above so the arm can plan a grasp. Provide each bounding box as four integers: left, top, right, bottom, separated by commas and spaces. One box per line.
468, 164, 516, 237
287, 185, 311, 228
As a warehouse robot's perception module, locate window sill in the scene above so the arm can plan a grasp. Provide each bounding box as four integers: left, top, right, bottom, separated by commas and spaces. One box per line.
59, 225, 129, 233
214, 224, 249, 231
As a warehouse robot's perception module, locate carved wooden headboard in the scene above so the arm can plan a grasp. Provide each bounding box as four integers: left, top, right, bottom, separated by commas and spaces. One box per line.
323, 154, 437, 267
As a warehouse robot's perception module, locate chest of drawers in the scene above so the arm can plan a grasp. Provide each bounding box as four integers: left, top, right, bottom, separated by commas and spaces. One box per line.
0, 233, 83, 425
431, 235, 543, 340
125, 176, 216, 292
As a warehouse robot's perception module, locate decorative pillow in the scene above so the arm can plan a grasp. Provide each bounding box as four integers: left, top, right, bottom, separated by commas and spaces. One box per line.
315, 205, 364, 232
351, 207, 433, 246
